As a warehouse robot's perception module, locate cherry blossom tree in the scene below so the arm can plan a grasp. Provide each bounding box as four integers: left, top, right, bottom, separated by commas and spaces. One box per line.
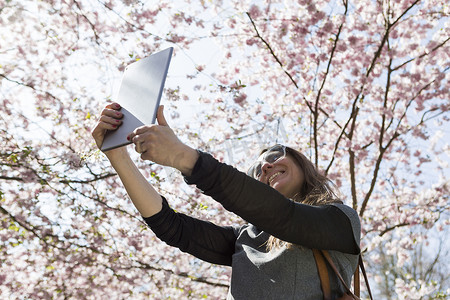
1, 0, 448, 298
373, 225, 449, 299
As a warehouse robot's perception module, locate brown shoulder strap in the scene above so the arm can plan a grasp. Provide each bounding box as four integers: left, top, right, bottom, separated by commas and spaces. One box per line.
314, 249, 374, 300
358, 254, 374, 300
354, 259, 360, 297
312, 249, 332, 300
321, 250, 357, 298
322, 250, 374, 300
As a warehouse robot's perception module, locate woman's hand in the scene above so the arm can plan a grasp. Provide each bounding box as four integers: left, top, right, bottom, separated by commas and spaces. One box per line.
91, 102, 125, 155
127, 105, 198, 175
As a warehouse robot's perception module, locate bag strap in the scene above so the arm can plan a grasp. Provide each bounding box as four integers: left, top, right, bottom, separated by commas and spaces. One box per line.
358, 254, 374, 300
321, 250, 359, 299
354, 259, 360, 297
312, 249, 332, 300
320, 250, 374, 300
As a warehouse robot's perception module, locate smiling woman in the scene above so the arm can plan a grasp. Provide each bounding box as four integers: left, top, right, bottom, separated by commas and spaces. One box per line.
249, 144, 340, 201
251, 145, 306, 199
249, 144, 346, 252
91, 104, 362, 299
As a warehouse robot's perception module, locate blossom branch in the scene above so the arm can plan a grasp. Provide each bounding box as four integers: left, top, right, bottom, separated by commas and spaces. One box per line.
392, 36, 450, 72
360, 58, 395, 216
312, 1, 348, 167
379, 222, 409, 236
366, 0, 420, 76
2, 203, 228, 288
58, 172, 116, 184
0, 176, 24, 182
245, 12, 298, 89
73, 0, 100, 43
0, 73, 58, 101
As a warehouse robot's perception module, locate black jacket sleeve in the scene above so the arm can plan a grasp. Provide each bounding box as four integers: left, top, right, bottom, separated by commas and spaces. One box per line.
184, 151, 360, 254
143, 196, 237, 266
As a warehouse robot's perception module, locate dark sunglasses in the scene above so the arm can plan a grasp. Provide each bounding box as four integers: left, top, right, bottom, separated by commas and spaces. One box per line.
247, 145, 287, 179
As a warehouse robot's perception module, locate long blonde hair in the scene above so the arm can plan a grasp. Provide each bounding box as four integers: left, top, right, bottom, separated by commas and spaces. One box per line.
252, 146, 342, 251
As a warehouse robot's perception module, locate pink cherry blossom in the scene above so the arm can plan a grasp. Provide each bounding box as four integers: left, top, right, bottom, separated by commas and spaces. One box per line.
0, 0, 448, 299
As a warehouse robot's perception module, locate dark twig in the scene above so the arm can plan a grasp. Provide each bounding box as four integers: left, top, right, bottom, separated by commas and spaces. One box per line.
246, 12, 299, 89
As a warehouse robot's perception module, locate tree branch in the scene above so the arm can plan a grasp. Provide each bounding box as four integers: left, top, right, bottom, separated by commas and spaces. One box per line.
348, 104, 360, 210
73, 0, 101, 43
312, 1, 348, 167
0, 73, 58, 100
97, 0, 167, 42
0, 175, 24, 182
392, 36, 450, 72
58, 172, 117, 184
1, 203, 229, 288
246, 12, 298, 89
379, 222, 409, 236
366, 0, 420, 76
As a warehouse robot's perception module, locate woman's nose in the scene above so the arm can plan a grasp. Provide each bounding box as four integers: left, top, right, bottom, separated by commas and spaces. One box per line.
260, 161, 273, 175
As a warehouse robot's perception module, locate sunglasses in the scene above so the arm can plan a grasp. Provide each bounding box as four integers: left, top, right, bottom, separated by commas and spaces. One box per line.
247, 145, 287, 179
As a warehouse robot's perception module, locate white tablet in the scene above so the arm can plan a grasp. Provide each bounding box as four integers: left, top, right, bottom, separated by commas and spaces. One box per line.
101, 47, 173, 151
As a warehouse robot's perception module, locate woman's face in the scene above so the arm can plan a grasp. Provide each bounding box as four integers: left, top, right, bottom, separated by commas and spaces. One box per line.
257, 153, 305, 198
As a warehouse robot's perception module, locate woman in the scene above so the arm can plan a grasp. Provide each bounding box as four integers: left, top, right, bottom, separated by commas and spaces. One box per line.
92, 102, 361, 299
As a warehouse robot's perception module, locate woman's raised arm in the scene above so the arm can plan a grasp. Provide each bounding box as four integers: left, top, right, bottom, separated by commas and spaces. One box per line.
91, 102, 163, 217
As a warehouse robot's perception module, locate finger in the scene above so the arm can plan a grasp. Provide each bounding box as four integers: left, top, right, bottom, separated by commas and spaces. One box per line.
127, 129, 141, 142
91, 116, 120, 148
127, 124, 156, 142
135, 145, 141, 154
140, 152, 150, 160
101, 107, 123, 119
134, 141, 147, 155
156, 105, 169, 127
105, 102, 121, 110
99, 115, 122, 129
129, 126, 154, 141
127, 132, 135, 142
131, 133, 146, 146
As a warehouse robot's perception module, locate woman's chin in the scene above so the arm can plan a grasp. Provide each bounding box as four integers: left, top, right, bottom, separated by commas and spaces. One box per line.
272, 182, 288, 196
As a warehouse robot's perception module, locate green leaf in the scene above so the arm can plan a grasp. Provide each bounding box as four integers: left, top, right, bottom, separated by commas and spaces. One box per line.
8, 224, 20, 232
7, 154, 18, 163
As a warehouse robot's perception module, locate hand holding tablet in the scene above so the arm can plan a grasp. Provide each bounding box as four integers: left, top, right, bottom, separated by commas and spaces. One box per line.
100, 47, 173, 152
